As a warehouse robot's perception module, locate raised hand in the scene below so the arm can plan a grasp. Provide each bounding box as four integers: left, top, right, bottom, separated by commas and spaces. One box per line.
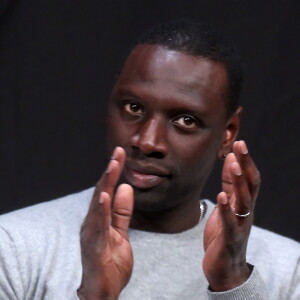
77, 147, 134, 300
203, 140, 260, 291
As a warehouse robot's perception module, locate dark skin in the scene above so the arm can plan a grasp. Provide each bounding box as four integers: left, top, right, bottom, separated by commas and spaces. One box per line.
77, 45, 261, 299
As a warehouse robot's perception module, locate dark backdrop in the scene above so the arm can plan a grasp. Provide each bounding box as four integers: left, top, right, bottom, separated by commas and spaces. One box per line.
1, 0, 299, 241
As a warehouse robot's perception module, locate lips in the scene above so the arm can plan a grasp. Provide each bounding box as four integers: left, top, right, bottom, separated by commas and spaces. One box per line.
123, 161, 171, 189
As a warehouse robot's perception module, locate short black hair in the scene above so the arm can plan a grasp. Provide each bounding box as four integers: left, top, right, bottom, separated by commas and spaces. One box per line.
130, 19, 243, 116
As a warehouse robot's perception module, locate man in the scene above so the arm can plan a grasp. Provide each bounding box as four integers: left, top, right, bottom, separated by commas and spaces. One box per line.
0, 20, 299, 300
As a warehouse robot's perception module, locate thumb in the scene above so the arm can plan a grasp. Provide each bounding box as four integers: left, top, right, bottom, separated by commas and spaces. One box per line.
112, 184, 134, 240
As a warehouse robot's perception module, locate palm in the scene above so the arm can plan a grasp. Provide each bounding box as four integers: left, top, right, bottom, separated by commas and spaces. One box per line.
203, 204, 228, 274
78, 147, 134, 300
99, 227, 133, 293
203, 153, 235, 272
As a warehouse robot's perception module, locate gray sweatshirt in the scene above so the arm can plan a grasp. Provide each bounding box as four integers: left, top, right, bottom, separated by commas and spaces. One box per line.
0, 188, 299, 299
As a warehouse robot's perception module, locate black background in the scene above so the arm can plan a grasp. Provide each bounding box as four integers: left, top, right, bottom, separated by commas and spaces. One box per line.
1, 0, 299, 241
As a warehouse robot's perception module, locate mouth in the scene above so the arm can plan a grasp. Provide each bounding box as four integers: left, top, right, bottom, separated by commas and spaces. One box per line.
123, 162, 171, 189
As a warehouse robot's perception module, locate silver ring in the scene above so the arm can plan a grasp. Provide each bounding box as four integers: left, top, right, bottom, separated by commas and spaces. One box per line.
234, 210, 251, 218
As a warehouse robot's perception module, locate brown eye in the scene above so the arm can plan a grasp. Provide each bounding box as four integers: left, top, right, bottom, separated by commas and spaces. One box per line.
173, 116, 198, 130
124, 103, 143, 114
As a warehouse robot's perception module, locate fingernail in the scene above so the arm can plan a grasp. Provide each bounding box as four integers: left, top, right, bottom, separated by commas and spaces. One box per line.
221, 195, 228, 205
240, 141, 248, 155
110, 147, 119, 160
99, 192, 104, 204
232, 162, 242, 176
218, 191, 228, 205
105, 160, 113, 174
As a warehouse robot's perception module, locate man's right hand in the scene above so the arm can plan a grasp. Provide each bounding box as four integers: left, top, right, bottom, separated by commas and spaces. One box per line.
77, 147, 134, 300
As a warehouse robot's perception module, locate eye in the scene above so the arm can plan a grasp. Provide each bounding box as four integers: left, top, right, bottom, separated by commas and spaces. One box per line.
123, 102, 144, 115
173, 115, 199, 130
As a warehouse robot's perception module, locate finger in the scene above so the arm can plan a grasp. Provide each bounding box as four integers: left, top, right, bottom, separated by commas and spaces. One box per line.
89, 147, 126, 213
101, 146, 126, 196
95, 192, 112, 249
232, 141, 261, 207
81, 192, 111, 251
221, 153, 237, 202
112, 184, 134, 241
230, 160, 252, 218
216, 192, 237, 238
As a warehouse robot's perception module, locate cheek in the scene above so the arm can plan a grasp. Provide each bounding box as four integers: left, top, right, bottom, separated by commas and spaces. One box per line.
170, 133, 220, 179
106, 114, 134, 149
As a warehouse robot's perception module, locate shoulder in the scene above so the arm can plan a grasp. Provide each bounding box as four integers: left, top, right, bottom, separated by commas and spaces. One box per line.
204, 199, 300, 264
0, 187, 94, 274
0, 189, 94, 298
0, 187, 94, 237
250, 225, 300, 247
248, 224, 300, 261
247, 225, 300, 298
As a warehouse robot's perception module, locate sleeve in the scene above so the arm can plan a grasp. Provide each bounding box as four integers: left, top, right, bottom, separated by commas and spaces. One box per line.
0, 226, 24, 300
287, 257, 300, 299
207, 266, 267, 300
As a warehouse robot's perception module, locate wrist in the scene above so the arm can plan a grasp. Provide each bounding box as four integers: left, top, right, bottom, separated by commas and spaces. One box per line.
208, 263, 252, 292
77, 289, 117, 300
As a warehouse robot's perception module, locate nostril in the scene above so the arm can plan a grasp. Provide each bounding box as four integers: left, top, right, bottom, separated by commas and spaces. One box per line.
131, 146, 165, 159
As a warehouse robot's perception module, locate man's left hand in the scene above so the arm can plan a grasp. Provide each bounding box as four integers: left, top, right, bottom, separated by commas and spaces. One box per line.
203, 140, 260, 291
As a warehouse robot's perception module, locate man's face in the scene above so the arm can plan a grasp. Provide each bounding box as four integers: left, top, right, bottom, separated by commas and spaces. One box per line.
106, 44, 234, 213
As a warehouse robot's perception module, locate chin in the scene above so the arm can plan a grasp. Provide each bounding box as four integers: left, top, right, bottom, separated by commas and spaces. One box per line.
133, 188, 174, 213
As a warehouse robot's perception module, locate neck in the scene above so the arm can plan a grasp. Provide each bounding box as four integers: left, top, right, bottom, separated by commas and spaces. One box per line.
130, 199, 201, 233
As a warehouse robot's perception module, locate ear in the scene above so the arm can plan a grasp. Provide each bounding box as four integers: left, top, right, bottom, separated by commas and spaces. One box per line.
217, 106, 242, 159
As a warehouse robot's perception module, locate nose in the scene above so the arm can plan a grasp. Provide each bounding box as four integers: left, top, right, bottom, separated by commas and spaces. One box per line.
130, 117, 168, 158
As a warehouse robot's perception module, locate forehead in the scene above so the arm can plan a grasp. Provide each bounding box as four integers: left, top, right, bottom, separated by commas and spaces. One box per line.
114, 44, 228, 115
